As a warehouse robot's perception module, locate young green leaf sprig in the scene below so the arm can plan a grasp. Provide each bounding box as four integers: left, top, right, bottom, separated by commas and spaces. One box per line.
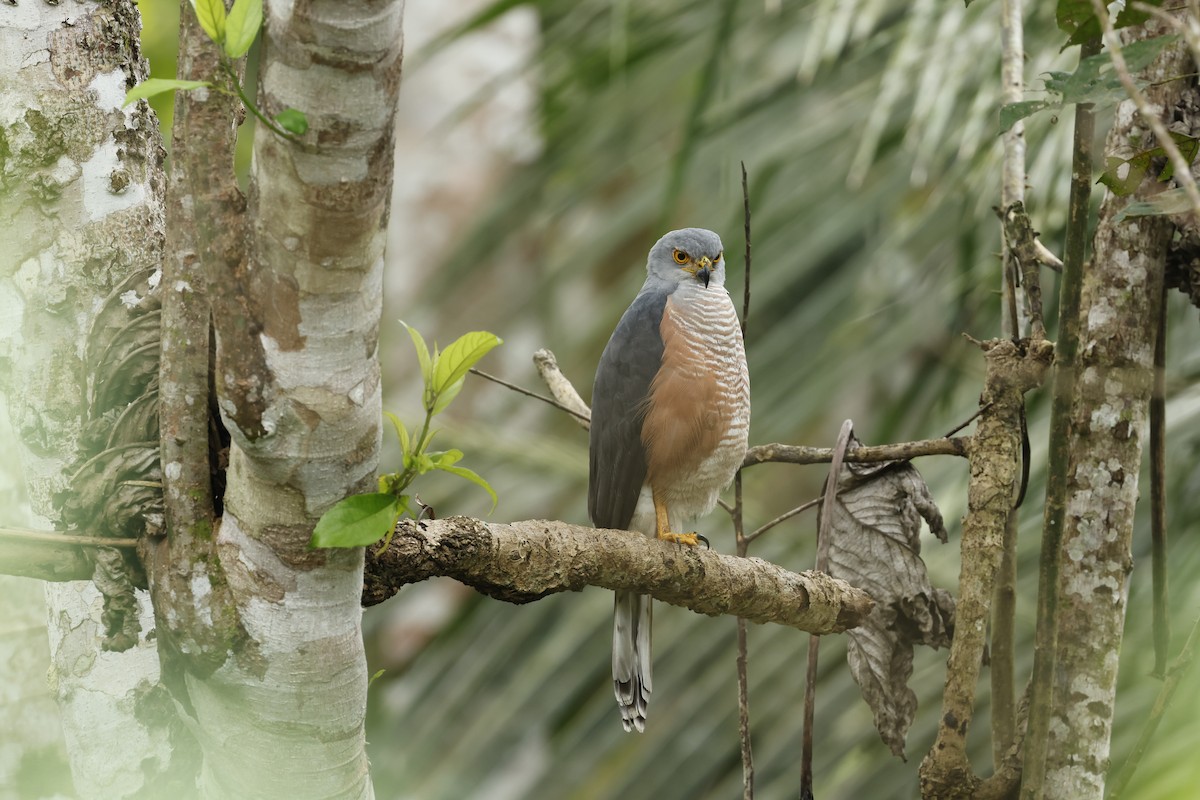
123, 0, 308, 141
310, 325, 503, 551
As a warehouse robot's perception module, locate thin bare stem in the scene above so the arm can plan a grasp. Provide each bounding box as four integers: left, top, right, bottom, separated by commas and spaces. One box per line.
800, 420, 854, 800
734, 161, 755, 799
469, 367, 591, 423
1001, 0, 1027, 341
733, 472, 754, 799
740, 161, 752, 340
745, 497, 821, 544
944, 402, 992, 437
1151, 281, 1169, 677
0, 526, 139, 549
996, 0, 1027, 745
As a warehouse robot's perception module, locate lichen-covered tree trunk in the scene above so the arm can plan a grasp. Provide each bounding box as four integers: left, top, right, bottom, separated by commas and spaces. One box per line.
173, 1, 404, 796
1041, 31, 1189, 800
0, 2, 170, 796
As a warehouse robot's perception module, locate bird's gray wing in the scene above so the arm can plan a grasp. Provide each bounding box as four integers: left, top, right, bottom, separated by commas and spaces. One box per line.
589, 287, 671, 530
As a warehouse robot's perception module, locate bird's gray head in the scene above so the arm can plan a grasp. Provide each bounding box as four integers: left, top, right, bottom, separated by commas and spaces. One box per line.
646, 228, 725, 290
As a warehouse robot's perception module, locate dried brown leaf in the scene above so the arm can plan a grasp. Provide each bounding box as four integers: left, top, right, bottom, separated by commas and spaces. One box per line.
821, 438, 954, 759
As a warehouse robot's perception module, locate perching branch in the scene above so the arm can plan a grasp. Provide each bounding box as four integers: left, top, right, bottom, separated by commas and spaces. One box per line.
362, 516, 874, 634
743, 437, 969, 468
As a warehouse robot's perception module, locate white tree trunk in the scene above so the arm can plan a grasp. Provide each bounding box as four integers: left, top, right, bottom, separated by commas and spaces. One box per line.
179, 2, 405, 797
1042, 29, 1188, 800
0, 2, 169, 797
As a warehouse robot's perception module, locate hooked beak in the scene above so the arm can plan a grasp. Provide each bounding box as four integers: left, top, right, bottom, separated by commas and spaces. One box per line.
694, 256, 712, 288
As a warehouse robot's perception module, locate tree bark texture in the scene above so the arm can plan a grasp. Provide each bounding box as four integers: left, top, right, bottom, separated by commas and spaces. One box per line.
183, 2, 404, 797
364, 517, 874, 632
919, 339, 1052, 799
0, 2, 171, 797
1041, 30, 1189, 800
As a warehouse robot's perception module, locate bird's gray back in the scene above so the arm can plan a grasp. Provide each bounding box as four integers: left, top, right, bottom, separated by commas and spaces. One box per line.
588, 285, 673, 530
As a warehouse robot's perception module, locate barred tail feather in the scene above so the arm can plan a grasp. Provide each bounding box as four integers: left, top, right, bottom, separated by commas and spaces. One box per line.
613, 590, 653, 732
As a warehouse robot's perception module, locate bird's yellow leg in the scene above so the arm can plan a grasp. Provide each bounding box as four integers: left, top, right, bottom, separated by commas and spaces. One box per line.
653, 491, 700, 546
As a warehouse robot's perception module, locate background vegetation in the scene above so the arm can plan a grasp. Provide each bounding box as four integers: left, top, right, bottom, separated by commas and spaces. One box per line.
129, 1, 1200, 797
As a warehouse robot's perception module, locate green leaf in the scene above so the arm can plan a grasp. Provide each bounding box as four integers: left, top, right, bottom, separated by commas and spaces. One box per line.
1098, 131, 1200, 196
368, 669, 386, 688
123, 79, 212, 108
191, 0, 227, 44
432, 331, 502, 396
224, 0, 263, 58
1043, 36, 1177, 107
310, 493, 402, 548
429, 449, 464, 467
430, 375, 466, 416
274, 108, 309, 135
437, 463, 498, 512
1115, 0, 1164, 30
1010, 34, 1181, 132
1115, 188, 1196, 222
401, 322, 433, 382
1056, 0, 1097, 47
998, 100, 1052, 134
385, 411, 411, 455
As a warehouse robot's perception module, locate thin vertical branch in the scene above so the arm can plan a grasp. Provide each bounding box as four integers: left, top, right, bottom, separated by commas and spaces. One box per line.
734, 474, 754, 800
740, 161, 752, 340
800, 421, 853, 800
1021, 35, 1100, 800
734, 160, 754, 800
1150, 282, 1169, 678
992, 0, 1026, 766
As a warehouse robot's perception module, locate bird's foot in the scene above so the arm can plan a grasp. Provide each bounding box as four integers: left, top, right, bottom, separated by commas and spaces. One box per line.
658, 531, 708, 548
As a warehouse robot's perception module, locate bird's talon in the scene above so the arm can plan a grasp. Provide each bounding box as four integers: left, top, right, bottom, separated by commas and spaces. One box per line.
658, 531, 702, 547
697, 534, 710, 549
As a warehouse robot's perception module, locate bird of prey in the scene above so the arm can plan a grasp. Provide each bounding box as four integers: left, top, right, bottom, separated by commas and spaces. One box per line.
589, 228, 751, 733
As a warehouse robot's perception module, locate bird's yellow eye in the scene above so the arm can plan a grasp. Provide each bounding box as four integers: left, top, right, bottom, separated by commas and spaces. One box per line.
715, 251, 723, 262
672, 249, 689, 265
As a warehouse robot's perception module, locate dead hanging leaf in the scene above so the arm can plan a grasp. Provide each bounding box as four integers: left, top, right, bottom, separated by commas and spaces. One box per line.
820, 436, 954, 759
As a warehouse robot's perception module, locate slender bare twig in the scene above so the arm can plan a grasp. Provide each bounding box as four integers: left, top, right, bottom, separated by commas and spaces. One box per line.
469, 367, 591, 423
945, 402, 992, 437
0, 526, 139, 549
733, 472, 754, 800
1151, 281, 1170, 677
1093, 0, 1200, 220
735, 162, 755, 800
740, 161, 752, 341
745, 497, 821, 544
1001, 0, 1027, 343
800, 420, 854, 800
